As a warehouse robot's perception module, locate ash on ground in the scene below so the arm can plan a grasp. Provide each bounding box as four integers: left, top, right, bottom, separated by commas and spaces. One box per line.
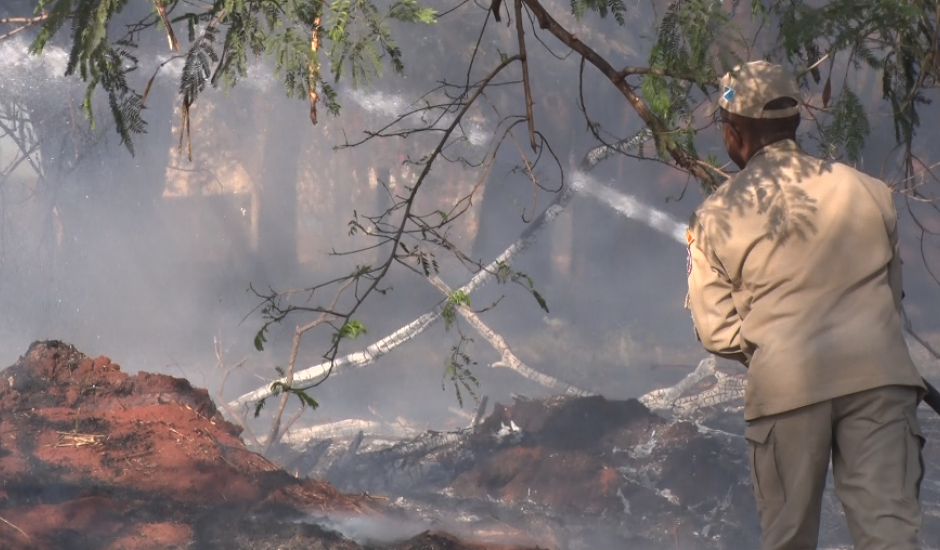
272, 385, 940, 550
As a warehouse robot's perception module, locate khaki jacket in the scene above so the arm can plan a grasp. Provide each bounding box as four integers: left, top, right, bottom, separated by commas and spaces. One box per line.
686, 139, 925, 420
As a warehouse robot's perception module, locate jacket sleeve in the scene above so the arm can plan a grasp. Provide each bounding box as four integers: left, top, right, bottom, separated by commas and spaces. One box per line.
686, 217, 747, 363
886, 211, 904, 314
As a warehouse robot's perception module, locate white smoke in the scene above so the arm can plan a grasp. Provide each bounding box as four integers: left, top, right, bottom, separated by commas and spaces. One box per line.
346, 88, 490, 146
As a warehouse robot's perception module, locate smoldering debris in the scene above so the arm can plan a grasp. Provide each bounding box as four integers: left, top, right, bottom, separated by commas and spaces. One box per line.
270, 392, 761, 550
269, 381, 940, 550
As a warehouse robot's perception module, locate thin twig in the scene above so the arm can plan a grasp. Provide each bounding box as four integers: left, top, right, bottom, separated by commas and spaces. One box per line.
0, 514, 30, 544
262, 277, 355, 456
212, 336, 260, 448
0, 14, 52, 41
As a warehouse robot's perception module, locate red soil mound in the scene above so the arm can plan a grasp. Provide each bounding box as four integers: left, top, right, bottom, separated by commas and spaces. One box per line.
0, 341, 536, 550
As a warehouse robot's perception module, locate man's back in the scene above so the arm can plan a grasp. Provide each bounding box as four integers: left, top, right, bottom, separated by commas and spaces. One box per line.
689, 139, 925, 420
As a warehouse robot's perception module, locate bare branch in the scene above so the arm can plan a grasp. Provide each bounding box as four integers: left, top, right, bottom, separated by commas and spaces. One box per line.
262, 277, 355, 456
0, 14, 52, 41
514, 0, 537, 151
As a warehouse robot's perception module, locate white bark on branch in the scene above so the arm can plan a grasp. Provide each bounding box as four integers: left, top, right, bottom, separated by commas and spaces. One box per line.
571, 171, 687, 245
429, 276, 596, 397
229, 187, 575, 409
229, 129, 668, 410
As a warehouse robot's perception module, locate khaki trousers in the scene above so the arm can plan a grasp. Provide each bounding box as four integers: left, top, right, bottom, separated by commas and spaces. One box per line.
745, 385, 926, 550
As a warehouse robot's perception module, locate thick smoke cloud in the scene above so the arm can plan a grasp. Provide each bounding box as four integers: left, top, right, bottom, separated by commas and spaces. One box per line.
0, 0, 937, 433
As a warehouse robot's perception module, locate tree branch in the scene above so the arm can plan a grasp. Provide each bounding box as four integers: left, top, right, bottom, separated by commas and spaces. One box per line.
617, 65, 712, 84
514, 0, 537, 151
520, 0, 718, 191
309, 15, 322, 125
0, 14, 53, 41
428, 275, 595, 396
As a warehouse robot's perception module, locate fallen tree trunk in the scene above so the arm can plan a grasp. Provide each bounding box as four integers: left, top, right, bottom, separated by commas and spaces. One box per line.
276, 419, 417, 446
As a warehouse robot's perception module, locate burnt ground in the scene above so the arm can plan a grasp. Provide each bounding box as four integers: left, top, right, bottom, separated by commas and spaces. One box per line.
300, 394, 760, 550
0, 341, 540, 550
287, 384, 940, 550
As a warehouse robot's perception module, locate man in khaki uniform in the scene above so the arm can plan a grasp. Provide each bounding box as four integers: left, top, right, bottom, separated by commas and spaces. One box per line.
686, 60, 928, 550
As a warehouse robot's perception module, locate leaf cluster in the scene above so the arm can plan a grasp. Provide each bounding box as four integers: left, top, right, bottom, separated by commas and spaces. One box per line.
773, 0, 937, 165
442, 289, 470, 331
28, 0, 438, 154
639, 1, 737, 162
569, 0, 628, 25
253, 377, 320, 418
442, 336, 478, 408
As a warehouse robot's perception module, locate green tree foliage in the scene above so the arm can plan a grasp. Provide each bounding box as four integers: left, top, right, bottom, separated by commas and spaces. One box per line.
27, 0, 437, 154
20, 0, 938, 183
772, 0, 937, 166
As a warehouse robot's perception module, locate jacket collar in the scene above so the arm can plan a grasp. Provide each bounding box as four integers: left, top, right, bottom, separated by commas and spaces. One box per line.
745, 139, 802, 168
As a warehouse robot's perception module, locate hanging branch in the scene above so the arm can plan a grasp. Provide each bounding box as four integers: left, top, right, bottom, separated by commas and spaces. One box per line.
519, 0, 718, 191
232, 54, 524, 409
154, 0, 180, 52
309, 15, 322, 125
514, 0, 537, 151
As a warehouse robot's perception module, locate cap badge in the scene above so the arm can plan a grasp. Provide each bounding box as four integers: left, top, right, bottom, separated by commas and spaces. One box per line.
722, 85, 735, 103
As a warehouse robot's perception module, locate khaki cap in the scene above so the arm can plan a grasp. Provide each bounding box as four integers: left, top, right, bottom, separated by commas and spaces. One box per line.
707, 60, 802, 119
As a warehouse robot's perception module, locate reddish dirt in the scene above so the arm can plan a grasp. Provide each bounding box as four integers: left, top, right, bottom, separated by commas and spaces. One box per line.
0, 341, 539, 550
